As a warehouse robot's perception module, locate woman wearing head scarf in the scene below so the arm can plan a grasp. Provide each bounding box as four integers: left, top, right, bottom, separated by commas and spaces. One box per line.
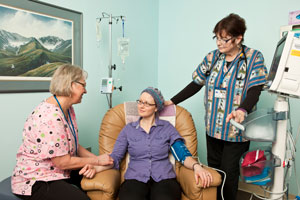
85, 87, 212, 200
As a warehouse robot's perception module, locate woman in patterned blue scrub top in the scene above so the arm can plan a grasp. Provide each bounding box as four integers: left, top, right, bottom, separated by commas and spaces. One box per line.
165, 13, 268, 200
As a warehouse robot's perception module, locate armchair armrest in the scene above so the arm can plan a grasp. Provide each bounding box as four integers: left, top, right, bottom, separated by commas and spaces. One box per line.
178, 166, 222, 199
203, 166, 222, 186
81, 169, 120, 196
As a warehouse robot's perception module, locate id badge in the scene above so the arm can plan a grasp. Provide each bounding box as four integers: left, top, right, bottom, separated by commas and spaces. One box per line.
215, 89, 226, 99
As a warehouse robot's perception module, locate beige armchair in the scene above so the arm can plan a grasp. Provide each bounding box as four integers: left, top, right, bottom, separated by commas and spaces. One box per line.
81, 104, 222, 200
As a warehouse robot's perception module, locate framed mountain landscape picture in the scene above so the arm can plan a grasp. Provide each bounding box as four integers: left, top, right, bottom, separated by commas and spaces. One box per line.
0, 0, 82, 93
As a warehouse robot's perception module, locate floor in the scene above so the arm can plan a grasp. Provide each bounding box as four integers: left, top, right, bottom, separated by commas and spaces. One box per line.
237, 190, 261, 200
236, 190, 294, 200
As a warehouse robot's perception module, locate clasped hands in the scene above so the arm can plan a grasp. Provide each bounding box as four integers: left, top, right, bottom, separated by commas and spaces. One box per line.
79, 154, 113, 179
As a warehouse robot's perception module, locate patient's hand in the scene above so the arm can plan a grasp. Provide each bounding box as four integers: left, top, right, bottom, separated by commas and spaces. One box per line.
79, 164, 96, 179
79, 163, 114, 178
96, 154, 114, 166
193, 164, 213, 188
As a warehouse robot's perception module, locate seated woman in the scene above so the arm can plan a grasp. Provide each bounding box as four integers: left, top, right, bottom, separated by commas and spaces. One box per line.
11, 64, 113, 200
81, 87, 213, 200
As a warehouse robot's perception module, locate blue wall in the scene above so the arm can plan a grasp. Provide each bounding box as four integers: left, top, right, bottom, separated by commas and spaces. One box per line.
0, 0, 159, 180
158, 0, 300, 195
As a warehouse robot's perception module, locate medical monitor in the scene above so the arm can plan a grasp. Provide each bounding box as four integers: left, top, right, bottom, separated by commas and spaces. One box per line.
267, 31, 300, 98
266, 35, 287, 85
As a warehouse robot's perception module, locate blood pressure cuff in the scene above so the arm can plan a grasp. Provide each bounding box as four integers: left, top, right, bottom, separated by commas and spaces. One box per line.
171, 140, 192, 164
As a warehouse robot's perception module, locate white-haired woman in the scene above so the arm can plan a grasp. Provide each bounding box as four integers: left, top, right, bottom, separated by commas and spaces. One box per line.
12, 64, 113, 200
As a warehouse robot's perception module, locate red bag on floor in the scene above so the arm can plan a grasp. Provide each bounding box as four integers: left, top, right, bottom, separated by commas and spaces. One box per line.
241, 150, 266, 177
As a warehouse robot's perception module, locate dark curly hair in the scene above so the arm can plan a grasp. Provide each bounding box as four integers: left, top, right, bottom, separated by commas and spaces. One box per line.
213, 13, 247, 43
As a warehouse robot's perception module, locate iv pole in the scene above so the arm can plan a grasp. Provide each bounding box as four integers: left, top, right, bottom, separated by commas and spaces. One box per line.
98, 12, 125, 108
108, 13, 113, 108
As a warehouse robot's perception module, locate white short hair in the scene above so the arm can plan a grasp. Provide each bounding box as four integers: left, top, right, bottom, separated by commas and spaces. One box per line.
50, 64, 87, 96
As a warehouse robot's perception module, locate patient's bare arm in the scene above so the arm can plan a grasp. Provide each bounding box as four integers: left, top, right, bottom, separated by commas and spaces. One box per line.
94, 164, 114, 172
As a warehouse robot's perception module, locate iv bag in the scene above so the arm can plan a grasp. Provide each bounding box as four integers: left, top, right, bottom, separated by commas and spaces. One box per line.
118, 37, 129, 64
96, 20, 102, 42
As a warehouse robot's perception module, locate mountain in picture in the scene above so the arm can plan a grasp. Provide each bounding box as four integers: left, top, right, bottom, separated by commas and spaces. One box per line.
0, 29, 72, 77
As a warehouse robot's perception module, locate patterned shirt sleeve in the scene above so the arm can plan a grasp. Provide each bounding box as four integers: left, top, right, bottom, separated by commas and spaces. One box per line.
23, 106, 71, 160
246, 50, 268, 90
192, 50, 218, 85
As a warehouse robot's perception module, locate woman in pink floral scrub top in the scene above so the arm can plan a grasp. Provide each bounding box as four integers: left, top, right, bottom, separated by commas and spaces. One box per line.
11, 64, 113, 200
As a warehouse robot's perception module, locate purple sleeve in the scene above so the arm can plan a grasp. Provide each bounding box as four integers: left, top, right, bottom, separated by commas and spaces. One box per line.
165, 122, 183, 146
110, 126, 129, 170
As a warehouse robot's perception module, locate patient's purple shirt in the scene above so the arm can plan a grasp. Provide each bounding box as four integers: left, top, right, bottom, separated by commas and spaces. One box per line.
110, 117, 183, 183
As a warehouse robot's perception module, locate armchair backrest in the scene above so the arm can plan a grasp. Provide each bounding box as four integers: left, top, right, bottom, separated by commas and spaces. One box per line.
98, 103, 198, 183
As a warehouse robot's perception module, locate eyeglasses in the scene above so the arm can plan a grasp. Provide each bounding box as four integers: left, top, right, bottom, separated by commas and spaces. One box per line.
136, 100, 156, 107
74, 81, 86, 89
213, 36, 233, 44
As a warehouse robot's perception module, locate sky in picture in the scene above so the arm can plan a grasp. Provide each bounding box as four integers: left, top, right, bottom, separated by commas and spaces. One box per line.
0, 4, 72, 40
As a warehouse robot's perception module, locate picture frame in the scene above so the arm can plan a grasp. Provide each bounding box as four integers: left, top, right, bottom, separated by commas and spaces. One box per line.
0, 0, 82, 93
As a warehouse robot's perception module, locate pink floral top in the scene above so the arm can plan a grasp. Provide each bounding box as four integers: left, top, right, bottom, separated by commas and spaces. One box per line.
11, 100, 78, 195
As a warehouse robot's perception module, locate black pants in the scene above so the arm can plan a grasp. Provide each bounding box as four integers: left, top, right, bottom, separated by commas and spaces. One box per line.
119, 178, 181, 200
206, 134, 250, 200
15, 170, 89, 200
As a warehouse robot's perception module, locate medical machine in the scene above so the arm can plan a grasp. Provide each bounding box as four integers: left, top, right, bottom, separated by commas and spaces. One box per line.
100, 78, 113, 94
231, 29, 300, 200
280, 24, 300, 38
267, 30, 300, 199
267, 31, 300, 98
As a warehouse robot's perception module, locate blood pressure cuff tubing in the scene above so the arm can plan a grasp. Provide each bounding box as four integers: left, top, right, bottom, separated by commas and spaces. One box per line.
171, 140, 192, 164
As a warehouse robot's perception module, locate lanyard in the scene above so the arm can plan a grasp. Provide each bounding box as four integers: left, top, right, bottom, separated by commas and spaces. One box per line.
218, 46, 248, 86
53, 95, 78, 155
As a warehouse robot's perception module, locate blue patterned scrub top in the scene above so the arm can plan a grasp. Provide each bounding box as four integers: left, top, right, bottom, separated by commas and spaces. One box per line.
192, 46, 268, 142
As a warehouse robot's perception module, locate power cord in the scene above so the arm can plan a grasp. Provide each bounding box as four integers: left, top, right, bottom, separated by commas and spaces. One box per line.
105, 94, 110, 107
210, 167, 226, 200
194, 157, 226, 200
287, 99, 300, 198
248, 185, 287, 200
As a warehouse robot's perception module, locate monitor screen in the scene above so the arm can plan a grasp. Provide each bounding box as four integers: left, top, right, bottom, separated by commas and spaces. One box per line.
266, 34, 287, 86
102, 79, 107, 86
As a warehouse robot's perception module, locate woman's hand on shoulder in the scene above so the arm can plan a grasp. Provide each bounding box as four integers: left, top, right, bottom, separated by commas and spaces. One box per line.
96, 154, 114, 166
193, 164, 213, 188
164, 100, 174, 106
